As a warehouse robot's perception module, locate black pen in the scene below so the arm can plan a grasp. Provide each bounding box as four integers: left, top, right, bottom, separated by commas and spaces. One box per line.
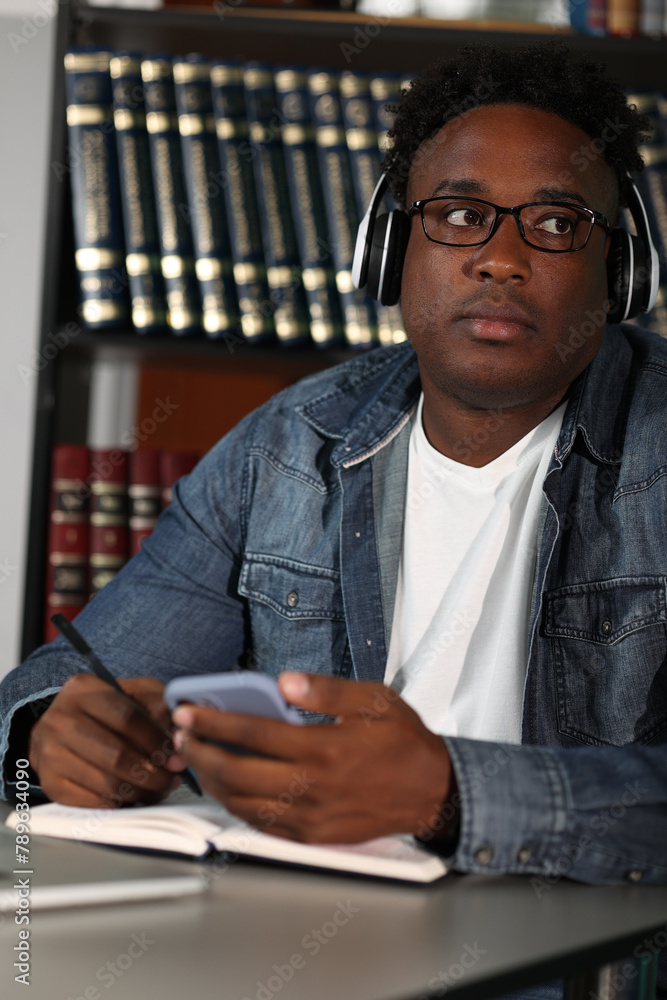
50, 613, 202, 797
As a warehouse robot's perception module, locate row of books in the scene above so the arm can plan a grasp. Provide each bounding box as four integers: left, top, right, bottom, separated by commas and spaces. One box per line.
44, 443, 200, 643
571, 0, 667, 36
64, 49, 408, 349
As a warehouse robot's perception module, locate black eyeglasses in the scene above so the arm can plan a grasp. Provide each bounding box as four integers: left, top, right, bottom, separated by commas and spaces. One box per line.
409, 196, 611, 253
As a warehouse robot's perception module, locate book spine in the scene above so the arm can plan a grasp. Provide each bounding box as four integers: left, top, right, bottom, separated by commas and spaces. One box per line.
243, 63, 311, 346
89, 448, 129, 598
160, 450, 199, 509
587, 0, 609, 31
369, 72, 401, 160
274, 66, 344, 348
141, 56, 201, 336
640, 0, 664, 35
64, 49, 128, 329
110, 53, 167, 334
128, 448, 161, 557
44, 445, 90, 643
607, 0, 640, 34
307, 68, 378, 348
210, 60, 274, 344
173, 55, 239, 340
339, 71, 381, 219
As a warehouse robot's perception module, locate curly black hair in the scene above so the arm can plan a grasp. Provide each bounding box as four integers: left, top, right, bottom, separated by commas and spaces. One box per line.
383, 41, 651, 211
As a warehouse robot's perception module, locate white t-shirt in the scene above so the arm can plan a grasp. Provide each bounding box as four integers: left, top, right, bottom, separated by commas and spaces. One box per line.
384, 395, 566, 744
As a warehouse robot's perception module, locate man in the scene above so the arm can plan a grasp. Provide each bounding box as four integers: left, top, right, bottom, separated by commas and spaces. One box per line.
0, 40, 665, 997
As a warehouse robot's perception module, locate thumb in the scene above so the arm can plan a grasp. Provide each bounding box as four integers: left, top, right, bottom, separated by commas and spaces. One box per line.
278, 672, 400, 720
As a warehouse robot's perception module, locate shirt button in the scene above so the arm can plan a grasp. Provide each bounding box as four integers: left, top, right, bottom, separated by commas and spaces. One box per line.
474, 846, 493, 866
600, 619, 612, 636
516, 847, 532, 864
286, 591, 299, 608
626, 869, 643, 883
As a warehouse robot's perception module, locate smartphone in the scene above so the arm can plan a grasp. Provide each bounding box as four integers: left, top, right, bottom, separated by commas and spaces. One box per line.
164, 671, 304, 725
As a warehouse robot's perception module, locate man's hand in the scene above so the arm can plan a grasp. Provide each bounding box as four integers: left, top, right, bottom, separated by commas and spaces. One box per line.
28, 674, 186, 808
172, 672, 455, 844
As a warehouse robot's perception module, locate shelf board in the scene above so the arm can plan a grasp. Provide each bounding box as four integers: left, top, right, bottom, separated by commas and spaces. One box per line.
73, 1, 667, 83
64, 328, 360, 368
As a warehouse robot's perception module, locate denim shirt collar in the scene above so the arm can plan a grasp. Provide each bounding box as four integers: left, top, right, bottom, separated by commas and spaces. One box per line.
295, 343, 421, 468
552, 324, 633, 468
296, 324, 634, 470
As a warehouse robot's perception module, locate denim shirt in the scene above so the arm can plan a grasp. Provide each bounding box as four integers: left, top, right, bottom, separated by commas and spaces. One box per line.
1, 324, 667, 905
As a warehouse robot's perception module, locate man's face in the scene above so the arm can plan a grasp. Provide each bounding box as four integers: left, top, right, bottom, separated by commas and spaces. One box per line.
400, 103, 615, 412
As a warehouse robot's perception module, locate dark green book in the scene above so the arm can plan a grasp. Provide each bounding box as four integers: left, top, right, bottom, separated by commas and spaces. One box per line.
173, 54, 239, 340
306, 68, 377, 348
141, 55, 200, 336
243, 62, 311, 346
64, 48, 128, 329
210, 59, 274, 344
110, 52, 166, 333
274, 65, 344, 348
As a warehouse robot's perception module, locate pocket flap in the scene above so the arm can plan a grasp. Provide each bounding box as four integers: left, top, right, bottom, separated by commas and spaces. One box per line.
239, 554, 344, 621
544, 576, 667, 644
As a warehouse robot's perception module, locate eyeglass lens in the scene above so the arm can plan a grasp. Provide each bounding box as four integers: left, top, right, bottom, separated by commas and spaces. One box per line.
420, 198, 594, 251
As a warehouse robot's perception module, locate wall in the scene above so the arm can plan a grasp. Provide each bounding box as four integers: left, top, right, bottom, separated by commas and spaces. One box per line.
0, 2, 57, 677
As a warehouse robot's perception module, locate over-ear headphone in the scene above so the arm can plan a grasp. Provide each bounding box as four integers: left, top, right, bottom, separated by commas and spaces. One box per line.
352, 172, 659, 323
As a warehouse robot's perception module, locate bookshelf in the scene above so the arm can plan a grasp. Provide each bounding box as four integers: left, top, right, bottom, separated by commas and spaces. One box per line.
21, 0, 667, 659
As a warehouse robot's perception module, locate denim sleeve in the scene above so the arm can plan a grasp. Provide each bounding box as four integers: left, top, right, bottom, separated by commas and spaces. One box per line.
444, 737, 667, 886
0, 412, 256, 801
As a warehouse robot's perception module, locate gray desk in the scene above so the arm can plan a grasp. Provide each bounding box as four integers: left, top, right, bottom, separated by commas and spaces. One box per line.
1, 803, 666, 1000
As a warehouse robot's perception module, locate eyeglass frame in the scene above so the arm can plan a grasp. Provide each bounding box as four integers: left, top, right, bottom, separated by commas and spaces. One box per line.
408, 195, 612, 253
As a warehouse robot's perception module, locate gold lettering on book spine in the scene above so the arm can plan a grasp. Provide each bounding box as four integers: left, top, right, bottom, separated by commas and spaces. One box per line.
81, 131, 112, 243
154, 136, 177, 252
260, 148, 287, 260
120, 133, 147, 248
190, 139, 214, 254
291, 148, 318, 262
226, 145, 252, 258
326, 150, 353, 260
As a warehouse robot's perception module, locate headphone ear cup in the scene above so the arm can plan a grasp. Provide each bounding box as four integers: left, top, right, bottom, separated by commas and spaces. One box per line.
365, 210, 410, 307
380, 211, 410, 307
606, 228, 630, 325
607, 227, 649, 324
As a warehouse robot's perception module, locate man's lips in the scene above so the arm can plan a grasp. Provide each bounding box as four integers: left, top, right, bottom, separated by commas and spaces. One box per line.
458, 302, 536, 341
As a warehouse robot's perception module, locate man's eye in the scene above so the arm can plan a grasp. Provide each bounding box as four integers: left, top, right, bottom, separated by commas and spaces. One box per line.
445, 207, 483, 227
535, 214, 575, 235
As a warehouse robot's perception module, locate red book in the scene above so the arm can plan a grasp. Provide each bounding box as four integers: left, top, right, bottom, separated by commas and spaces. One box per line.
160, 450, 199, 509
88, 448, 129, 598
128, 449, 162, 557
44, 444, 90, 643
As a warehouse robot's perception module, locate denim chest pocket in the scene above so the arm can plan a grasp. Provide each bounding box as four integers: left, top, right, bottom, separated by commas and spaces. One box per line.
238, 554, 348, 680
544, 577, 667, 746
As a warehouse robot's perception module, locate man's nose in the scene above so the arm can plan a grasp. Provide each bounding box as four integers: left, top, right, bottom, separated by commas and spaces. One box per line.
470, 213, 533, 284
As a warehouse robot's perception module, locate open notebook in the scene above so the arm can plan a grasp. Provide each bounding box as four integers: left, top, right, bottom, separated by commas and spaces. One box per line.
5, 799, 450, 884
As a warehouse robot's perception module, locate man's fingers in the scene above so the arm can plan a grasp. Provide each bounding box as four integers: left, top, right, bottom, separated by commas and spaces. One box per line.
278, 672, 404, 721
172, 704, 306, 760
